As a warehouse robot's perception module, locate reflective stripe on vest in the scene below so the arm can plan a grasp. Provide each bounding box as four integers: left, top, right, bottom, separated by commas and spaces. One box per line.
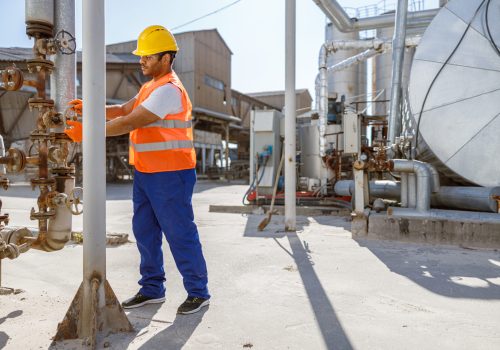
142, 119, 192, 129
130, 139, 194, 152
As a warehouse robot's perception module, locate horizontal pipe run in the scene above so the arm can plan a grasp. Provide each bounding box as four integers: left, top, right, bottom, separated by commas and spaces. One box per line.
432, 186, 500, 213
387, 207, 500, 225
335, 180, 500, 213
334, 180, 401, 199
327, 49, 382, 73
325, 36, 421, 52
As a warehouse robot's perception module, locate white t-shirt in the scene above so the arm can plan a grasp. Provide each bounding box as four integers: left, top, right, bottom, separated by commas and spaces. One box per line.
140, 83, 183, 118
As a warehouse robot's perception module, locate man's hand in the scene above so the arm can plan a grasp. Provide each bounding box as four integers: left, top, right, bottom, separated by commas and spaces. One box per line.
68, 99, 83, 115
64, 120, 83, 142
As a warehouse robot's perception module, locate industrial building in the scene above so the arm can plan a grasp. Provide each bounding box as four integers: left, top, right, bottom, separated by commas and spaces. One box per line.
0, 29, 293, 181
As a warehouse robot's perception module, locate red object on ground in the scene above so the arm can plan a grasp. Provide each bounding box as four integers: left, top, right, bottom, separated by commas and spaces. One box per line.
247, 190, 257, 201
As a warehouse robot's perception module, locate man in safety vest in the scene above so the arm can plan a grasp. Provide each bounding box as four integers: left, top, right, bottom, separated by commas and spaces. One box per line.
66, 25, 210, 315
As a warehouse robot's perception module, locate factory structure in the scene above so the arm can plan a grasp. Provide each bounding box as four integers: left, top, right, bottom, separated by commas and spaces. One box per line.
0, 30, 312, 181
246, 0, 500, 240
1, 0, 500, 348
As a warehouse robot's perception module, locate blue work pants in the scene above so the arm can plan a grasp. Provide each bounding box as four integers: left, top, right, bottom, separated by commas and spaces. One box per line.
132, 168, 209, 299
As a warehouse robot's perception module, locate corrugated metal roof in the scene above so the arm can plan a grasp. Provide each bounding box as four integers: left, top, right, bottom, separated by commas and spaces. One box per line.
0, 47, 33, 62
246, 89, 310, 97
0, 47, 138, 64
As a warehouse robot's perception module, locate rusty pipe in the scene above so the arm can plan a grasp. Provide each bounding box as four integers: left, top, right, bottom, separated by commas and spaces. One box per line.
0, 227, 34, 259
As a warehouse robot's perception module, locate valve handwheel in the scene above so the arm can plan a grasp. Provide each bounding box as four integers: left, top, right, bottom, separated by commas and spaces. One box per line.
55, 30, 77, 55
66, 187, 83, 215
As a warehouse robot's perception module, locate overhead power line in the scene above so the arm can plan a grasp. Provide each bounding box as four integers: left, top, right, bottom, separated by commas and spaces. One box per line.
171, 0, 243, 31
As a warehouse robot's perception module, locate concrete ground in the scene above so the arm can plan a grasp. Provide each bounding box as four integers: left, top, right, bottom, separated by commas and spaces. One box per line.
0, 180, 500, 350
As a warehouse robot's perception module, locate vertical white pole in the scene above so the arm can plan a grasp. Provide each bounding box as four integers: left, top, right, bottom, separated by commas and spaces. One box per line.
249, 110, 255, 185
284, 0, 296, 231
353, 168, 365, 215
387, 0, 408, 146
82, 0, 106, 336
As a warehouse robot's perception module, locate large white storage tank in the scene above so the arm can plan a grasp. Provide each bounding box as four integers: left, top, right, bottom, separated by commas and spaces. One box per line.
408, 0, 500, 186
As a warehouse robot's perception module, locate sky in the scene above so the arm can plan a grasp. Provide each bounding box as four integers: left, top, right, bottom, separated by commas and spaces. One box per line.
0, 0, 439, 101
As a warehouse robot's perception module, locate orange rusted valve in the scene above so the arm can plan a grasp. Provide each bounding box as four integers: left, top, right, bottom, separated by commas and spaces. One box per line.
0, 66, 23, 91
5, 148, 27, 173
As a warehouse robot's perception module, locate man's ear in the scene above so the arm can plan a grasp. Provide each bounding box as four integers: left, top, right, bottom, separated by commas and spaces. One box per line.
160, 53, 169, 65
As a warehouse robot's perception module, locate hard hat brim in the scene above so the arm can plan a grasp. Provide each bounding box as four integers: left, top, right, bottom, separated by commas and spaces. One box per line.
132, 48, 179, 56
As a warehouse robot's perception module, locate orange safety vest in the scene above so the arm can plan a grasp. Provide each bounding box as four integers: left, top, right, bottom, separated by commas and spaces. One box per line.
129, 71, 196, 173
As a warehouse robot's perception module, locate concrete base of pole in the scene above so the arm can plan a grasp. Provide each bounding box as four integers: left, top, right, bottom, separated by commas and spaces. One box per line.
351, 215, 368, 236
0, 287, 22, 295
54, 279, 133, 347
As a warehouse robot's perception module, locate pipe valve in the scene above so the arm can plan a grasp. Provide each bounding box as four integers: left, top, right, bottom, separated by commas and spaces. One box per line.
66, 187, 83, 215
54, 30, 77, 55
0, 148, 27, 174
0, 66, 23, 91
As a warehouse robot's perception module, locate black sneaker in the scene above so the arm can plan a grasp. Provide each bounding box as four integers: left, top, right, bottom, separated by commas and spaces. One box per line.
122, 292, 165, 309
177, 296, 210, 315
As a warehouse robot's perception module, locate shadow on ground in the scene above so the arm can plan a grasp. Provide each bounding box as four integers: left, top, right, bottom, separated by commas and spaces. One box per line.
356, 238, 500, 300
102, 304, 206, 349
138, 308, 208, 349
0, 310, 23, 349
243, 214, 353, 350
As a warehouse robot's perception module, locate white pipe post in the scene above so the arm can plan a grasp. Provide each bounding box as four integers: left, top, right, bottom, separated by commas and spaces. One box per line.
82, 0, 106, 336
285, 0, 296, 231
388, 0, 408, 146
249, 110, 255, 185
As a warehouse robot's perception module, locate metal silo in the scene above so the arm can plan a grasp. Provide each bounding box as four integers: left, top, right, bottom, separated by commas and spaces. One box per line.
325, 23, 363, 99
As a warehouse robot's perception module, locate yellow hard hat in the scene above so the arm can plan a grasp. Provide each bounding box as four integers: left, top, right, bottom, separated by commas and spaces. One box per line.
132, 25, 179, 56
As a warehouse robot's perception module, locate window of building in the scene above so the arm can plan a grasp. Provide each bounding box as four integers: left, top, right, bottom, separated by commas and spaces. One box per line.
204, 75, 225, 91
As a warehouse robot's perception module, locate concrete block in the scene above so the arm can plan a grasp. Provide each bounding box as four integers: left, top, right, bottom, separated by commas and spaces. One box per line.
367, 212, 500, 248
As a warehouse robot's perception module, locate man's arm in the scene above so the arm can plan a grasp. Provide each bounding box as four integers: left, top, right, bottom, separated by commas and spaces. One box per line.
105, 105, 159, 137
105, 97, 137, 121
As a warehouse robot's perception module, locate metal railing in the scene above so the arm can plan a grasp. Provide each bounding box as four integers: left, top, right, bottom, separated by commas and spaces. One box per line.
401, 87, 414, 138
344, 0, 428, 19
